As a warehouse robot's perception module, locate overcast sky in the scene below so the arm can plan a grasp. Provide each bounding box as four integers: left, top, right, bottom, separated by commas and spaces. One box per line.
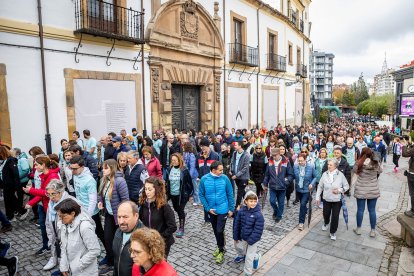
310, 0, 414, 85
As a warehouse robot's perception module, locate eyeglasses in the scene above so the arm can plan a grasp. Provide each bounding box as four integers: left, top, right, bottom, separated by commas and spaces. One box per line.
46, 192, 60, 198
243, 140, 247, 143
128, 247, 141, 256
70, 167, 81, 171
255, 148, 262, 150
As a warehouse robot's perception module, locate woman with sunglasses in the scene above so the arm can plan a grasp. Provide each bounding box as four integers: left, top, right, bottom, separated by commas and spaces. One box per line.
250, 145, 268, 198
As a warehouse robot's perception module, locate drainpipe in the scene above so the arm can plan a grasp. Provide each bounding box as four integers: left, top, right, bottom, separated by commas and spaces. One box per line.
256, 5, 261, 129
37, 0, 52, 154
301, 11, 305, 126
222, 0, 226, 128
141, 0, 146, 136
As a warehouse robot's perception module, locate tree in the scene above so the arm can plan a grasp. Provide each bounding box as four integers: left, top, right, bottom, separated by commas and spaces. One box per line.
352, 73, 369, 104
356, 93, 395, 117
341, 89, 355, 106
332, 88, 343, 105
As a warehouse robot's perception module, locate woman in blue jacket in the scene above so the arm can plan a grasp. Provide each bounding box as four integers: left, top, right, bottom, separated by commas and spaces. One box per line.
166, 153, 193, 238
293, 153, 317, 231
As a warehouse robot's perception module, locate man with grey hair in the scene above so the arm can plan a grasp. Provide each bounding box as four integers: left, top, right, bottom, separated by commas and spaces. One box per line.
342, 137, 357, 168
112, 201, 143, 276
125, 151, 148, 202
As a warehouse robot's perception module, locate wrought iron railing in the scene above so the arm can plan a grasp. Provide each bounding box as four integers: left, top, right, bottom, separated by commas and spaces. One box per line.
300, 19, 304, 32
297, 64, 308, 78
228, 43, 259, 67
266, 53, 286, 72
74, 0, 144, 44
290, 9, 297, 25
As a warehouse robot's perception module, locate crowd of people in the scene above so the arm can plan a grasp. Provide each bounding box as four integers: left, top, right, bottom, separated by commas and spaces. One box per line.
0, 119, 410, 276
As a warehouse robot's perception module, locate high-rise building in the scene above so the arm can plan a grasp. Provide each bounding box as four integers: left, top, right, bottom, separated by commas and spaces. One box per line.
310, 51, 334, 106
372, 54, 395, 95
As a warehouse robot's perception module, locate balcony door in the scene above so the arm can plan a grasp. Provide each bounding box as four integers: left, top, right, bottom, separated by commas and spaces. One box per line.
171, 85, 200, 131
233, 19, 243, 62
87, 0, 117, 33
268, 33, 278, 68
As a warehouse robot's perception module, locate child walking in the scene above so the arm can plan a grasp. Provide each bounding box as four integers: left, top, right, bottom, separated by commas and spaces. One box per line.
392, 137, 402, 173
233, 191, 265, 276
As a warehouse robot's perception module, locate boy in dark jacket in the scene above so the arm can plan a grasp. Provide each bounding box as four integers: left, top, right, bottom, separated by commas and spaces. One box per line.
233, 191, 264, 276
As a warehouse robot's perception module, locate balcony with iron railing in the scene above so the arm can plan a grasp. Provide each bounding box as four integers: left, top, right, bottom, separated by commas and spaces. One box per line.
289, 9, 297, 25
74, 0, 145, 44
297, 64, 307, 78
266, 53, 286, 72
228, 43, 259, 67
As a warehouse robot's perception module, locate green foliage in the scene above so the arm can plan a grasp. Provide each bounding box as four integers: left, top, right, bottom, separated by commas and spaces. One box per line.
318, 109, 329, 123
350, 74, 369, 104
410, 131, 414, 142
356, 93, 396, 117
341, 90, 355, 106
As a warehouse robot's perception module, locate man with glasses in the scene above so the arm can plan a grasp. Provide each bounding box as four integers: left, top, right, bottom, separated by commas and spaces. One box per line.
230, 141, 251, 208
263, 148, 293, 223
69, 155, 103, 244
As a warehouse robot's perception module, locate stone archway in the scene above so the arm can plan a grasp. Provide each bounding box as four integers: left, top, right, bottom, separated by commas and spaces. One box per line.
146, 0, 224, 132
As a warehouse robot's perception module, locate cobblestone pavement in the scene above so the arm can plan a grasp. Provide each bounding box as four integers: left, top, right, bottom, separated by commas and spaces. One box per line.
0, 187, 303, 275
265, 157, 410, 276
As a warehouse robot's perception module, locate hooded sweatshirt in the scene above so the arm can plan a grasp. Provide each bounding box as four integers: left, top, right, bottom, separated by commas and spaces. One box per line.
17, 152, 30, 183
73, 167, 99, 216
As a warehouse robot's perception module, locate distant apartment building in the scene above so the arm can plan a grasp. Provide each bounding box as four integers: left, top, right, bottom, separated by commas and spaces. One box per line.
310, 51, 334, 106
373, 55, 395, 95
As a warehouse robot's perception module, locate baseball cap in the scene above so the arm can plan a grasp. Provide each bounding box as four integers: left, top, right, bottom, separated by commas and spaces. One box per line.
112, 136, 122, 142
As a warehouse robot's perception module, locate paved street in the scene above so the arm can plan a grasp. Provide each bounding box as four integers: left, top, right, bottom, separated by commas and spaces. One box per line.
0, 157, 411, 275
264, 157, 411, 276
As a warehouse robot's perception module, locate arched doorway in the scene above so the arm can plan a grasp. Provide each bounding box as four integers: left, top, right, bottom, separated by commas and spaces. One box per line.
146, 0, 224, 132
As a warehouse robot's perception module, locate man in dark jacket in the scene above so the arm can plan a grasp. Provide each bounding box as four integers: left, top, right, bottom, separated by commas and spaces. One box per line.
159, 133, 180, 180
371, 135, 387, 163
331, 146, 352, 196
69, 144, 99, 183
112, 201, 143, 276
112, 136, 128, 160
263, 148, 293, 223
277, 128, 291, 149
125, 151, 148, 202
401, 138, 414, 217
230, 141, 251, 208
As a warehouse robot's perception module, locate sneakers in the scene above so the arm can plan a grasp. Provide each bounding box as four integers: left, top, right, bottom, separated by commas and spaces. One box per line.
99, 257, 108, 267
0, 224, 12, 234
0, 242, 11, 258
18, 209, 29, 220
35, 247, 50, 256
215, 251, 224, 264
330, 233, 336, 241
298, 223, 304, 231
99, 266, 114, 275
353, 227, 362, 235
321, 224, 328, 231
319, 201, 323, 209
404, 210, 414, 218
175, 228, 184, 238
7, 256, 18, 276
213, 248, 220, 257
43, 257, 57, 270
275, 218, 281, 223
370, 229, 376, 238
234, 255, 245, 263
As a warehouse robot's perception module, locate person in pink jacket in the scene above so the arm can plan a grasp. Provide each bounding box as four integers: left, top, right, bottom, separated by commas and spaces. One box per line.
141, 146, 162, 179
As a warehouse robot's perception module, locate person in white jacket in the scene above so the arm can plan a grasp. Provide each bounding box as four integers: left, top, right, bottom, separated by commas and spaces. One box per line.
315, 158, 349, 241
55, 198, 100, 276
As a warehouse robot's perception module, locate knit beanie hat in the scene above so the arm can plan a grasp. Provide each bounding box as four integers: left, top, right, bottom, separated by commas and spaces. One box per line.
244, 190, 258, 201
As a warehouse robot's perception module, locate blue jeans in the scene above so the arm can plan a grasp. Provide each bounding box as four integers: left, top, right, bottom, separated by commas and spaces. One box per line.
192, 178, 200, 204
38, 205, 49, 249
0, 210, 11, 227
269, 189, 286, 220
356, 198, 377, 229
297, 192, 310, 224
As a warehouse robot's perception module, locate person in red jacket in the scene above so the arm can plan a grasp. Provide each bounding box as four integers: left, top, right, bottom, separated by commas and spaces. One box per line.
23, 155, 60, 256
130, 228, 178, 276
140, 146, 162, 179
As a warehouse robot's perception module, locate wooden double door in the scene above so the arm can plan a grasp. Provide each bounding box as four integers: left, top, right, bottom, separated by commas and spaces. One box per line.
171, 85, 200, 131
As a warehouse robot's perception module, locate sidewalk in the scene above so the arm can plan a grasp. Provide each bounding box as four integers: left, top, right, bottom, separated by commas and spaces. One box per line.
258, 157, 411, 276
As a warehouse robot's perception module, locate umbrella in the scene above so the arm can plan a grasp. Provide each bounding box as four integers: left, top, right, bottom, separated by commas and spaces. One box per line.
341, 194, 349, 230
307, 188, 312, 228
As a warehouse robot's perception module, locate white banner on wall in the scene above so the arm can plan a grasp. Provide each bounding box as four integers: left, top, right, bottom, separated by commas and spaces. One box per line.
74, 79, 137, 137
263, 89, 279, 129
226, 87, 249, 129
